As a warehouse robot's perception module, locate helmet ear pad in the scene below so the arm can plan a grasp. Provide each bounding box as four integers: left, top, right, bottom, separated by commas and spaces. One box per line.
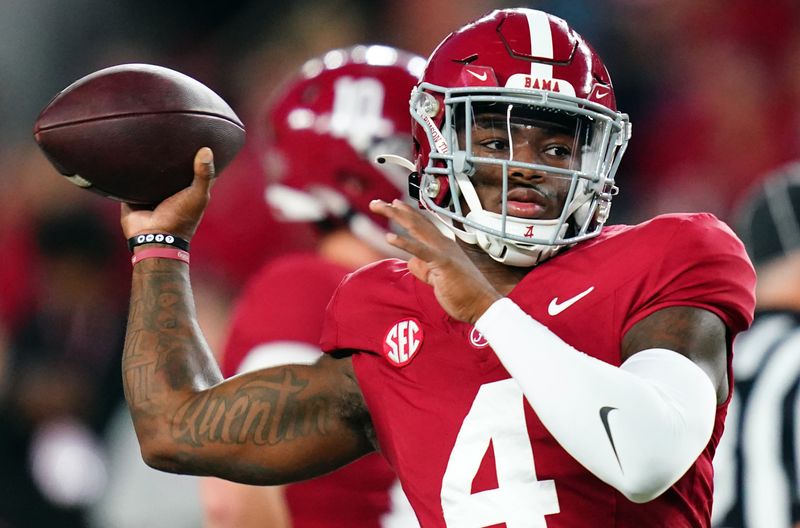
430, 175, 453, 208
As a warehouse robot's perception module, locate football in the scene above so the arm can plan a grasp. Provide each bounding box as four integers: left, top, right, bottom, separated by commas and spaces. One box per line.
33, 63, 246, 204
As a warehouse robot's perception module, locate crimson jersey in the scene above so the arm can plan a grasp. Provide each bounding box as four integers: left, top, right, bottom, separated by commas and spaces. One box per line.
321, 213, 756, 528
222, 253, 408, 528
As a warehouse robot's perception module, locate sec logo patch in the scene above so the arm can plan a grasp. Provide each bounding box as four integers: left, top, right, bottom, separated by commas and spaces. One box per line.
383, 318, 423, 367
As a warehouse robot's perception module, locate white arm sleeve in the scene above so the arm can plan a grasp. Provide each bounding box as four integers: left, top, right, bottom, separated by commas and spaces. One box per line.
474, 297, 717, 503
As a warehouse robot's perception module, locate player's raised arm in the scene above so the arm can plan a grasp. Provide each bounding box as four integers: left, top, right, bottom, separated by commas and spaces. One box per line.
121, 149, 374, 484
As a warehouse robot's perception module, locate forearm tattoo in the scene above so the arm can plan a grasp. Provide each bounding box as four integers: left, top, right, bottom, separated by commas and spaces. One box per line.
172, 370, 335, 447
123, 264, 203, 406
123, 262, 342, 452
123, 275, 158, 406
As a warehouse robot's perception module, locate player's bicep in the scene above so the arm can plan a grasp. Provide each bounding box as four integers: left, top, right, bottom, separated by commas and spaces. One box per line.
621, 306, 729, 403
150, 354, 375, 485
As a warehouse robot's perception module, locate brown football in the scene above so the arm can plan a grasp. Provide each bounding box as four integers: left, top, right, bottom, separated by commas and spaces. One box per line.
33, 63, 246, 204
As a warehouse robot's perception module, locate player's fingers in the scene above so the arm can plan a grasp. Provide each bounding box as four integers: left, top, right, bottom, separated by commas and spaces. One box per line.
386, 232, 438, 263
369, 199, 393, 217
392, 200, 450, 244
192, 147, 216, 191
406, 257, 431, 284
371, 199, 443, 243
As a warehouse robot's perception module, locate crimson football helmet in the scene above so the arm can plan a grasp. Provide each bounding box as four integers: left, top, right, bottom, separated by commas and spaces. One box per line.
410, 8, 632, 266
263, 45, 425, 253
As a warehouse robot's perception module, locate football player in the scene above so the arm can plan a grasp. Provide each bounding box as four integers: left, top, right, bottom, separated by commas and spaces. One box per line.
118, 8, 756, 527
200, 45, 422, 528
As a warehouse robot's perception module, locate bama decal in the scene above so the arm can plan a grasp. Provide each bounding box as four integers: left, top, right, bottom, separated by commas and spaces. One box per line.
505, 74, 577, 97
383, 318, 423, 367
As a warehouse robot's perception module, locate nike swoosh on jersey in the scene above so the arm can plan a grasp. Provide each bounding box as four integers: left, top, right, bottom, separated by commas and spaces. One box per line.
466, 69, 488, 81
547, 286, 595, 316
600, 406, 623, 471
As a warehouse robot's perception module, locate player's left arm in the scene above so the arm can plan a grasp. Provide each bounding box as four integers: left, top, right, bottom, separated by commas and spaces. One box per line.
621, 304, 729, 403
370, 199, 729, 504
474, 301, 721, 504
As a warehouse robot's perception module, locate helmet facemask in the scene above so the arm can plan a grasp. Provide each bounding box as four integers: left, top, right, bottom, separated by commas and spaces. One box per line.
413, 85, 630, 266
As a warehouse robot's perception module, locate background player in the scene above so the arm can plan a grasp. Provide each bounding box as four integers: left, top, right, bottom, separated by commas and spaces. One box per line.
201, 45, 422, 528
712, 164, 800, 528
117, 8, 755, 526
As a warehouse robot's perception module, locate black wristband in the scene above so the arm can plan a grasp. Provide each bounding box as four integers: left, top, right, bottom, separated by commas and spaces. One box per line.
127, 233, 190, 252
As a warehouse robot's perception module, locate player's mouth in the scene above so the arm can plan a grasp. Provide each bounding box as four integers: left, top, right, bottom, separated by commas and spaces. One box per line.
505, 187, 550, 218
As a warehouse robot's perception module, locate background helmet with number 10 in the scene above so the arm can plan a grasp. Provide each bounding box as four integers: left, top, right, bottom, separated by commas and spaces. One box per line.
264, 45, 425, 255
410, 8, 632, 266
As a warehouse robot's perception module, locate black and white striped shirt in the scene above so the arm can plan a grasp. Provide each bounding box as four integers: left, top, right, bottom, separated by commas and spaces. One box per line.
713, 310, 800, 528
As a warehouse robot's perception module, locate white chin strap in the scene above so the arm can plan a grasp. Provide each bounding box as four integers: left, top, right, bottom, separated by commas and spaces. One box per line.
465, 211, 568, 267
449, 168, 570, 267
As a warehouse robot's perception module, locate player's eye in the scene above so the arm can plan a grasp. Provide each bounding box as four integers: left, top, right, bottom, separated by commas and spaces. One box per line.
480, 139, 509, 151
543, 145, 572, 159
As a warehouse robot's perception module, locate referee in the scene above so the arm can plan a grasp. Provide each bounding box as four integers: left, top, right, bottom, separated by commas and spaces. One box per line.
713, 163, 800, 528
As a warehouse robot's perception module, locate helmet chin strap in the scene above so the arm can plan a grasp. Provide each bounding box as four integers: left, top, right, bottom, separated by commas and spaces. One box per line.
452, 164, 571, 267
465, 209, 569, 267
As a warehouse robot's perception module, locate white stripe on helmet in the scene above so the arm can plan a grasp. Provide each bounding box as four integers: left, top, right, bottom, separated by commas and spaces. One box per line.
526, 10, 554, 78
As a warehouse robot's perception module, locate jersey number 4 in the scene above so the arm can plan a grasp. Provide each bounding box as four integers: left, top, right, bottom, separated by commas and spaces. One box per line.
441, 380, 560, 527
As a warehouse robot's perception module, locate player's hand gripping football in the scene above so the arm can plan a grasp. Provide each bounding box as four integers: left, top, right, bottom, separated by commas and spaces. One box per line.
120, 147, 215, 241
370, 199, 502, 325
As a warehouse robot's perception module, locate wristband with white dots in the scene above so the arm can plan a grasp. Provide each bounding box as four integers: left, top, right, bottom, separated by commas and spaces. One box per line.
127, 233, 190, 252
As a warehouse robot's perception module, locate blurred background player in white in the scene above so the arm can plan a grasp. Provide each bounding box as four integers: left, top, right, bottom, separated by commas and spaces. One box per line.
200, 45, 423, 528
713, 164, 800, 528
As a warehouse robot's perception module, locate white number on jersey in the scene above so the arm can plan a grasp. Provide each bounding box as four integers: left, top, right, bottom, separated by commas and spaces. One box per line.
441, 379, 560, 527
331, 77, 392, 152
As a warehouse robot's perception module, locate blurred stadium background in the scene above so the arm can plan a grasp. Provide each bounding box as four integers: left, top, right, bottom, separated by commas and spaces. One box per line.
0, 0, 798, 526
